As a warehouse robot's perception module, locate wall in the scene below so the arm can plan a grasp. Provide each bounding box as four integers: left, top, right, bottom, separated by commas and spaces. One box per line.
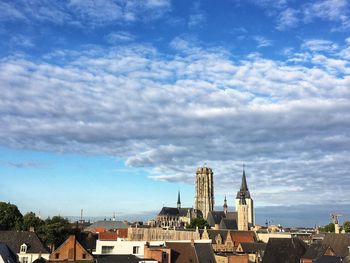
18, 253, 50, 263
49, 235, 93, 261
94, 240, 165, 258
257, 233, 291, 243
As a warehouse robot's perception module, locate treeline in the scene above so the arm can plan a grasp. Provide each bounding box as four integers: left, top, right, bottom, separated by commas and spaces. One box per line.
0, 201, 79, 248
318, 222, 350, 233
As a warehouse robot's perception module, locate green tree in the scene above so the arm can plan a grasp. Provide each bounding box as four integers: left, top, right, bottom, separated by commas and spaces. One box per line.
319, 223, 335, 233
343, 221, 350, 233
186, 218, 210, 229
0, 202, 23, 230
41, 216, 71, 248
22, 212, 45, 231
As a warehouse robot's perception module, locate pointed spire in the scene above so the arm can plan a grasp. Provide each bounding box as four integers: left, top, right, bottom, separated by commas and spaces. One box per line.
223, 195, 228, 215
177, 190, 181, 209
240, 164, 248, 191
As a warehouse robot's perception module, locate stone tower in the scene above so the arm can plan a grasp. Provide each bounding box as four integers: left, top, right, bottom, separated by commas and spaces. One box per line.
237, 192, 249, 231
235, 167, 254, 226
195, 166, 214, 219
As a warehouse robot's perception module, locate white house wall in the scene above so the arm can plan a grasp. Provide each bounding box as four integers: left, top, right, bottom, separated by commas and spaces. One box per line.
94, 240, 165, 258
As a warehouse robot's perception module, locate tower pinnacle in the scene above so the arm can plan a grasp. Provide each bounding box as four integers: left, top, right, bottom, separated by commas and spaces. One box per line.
177, 190, 181, 209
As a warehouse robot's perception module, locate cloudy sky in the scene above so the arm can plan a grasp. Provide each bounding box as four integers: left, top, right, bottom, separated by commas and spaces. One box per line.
0, 0, 350, 226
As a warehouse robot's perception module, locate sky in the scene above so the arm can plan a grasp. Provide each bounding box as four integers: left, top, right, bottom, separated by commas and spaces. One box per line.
0, 0, 350, 227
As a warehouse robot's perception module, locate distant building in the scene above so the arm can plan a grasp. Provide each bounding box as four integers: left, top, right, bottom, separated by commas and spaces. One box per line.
0, 231, 50, 263
195, 166, 214, 219
84, 221, 129, 233
156, 191, 202, 228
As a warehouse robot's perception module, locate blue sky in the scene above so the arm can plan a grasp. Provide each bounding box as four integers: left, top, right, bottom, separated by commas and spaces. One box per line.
0, 0, 350, 227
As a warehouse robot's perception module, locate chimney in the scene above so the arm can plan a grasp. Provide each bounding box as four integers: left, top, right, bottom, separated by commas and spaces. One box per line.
29, 227, 35, 232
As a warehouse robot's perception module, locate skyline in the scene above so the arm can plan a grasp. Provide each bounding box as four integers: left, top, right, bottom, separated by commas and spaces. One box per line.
0, 0, 350, 227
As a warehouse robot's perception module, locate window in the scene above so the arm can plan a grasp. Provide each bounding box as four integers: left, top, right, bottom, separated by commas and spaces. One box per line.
20, 244, 27, 253
55, 253, 60, 259
21, 257, 28, 263
132, 246, 139, 254
82, 254, 86, 259
101, 246, 114, 254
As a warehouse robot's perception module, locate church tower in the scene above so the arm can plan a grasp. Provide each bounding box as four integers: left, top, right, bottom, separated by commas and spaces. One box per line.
195, 166, 214, 219
177, 190, 181, 209
237, 192, 249, 231
235, 166, 254, 226
223, 195, 228, 215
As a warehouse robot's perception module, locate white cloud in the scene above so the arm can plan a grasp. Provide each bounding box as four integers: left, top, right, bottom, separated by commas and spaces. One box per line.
276, 8, 299, 30
302, 39, 339, 53
1, 38, 350, 206
253, 36, 273, 48
303, 0, 348, 23
0, 0, 171, 26
105, 31, 135, 43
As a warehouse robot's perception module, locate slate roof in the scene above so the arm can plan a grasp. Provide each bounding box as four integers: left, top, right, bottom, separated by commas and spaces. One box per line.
261, 238, 308, 263
32, 257, 47, 263
158, 207, 186, 217
94, 255, 153, 263
84, 221, 129, 232
193, 243, 216, 263
313, 255, 344, 263
0, 231, 49, 254
236, 169, 251, 199
238, 242, 266, 253
76, 232, 97, 252
322, 233, 350, 257
302, 243, 332, 260
157, 207, 203, 219
207, 211, 226, 226
0, 243, 17, 263
207, 211, 237, 229
220, 218, 238, 230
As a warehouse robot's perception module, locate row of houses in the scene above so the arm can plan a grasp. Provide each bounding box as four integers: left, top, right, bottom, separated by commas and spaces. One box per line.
1, 222, 350, 263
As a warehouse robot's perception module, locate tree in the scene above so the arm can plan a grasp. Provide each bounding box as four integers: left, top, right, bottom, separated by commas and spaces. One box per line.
186, 218, 210, 229
343, 221, 350, 233
0, 202, 23, 230
319, 223, 335, 233
22, 212, 45, 231
41, 216, 71, 248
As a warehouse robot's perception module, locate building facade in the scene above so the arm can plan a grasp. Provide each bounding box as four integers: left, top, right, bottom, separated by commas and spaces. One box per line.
194, 166, 214, 219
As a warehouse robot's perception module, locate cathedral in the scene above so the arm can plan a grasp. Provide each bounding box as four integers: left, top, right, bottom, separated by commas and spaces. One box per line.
155, 165, 254, 230
195, 165, 254, 230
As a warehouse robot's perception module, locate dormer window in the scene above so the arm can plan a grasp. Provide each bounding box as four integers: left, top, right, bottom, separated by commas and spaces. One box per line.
20, 244, 27, 253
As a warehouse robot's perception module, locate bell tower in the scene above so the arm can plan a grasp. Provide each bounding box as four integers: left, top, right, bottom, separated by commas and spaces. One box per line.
235, 165, 254, 226
195, 166, 214, 219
